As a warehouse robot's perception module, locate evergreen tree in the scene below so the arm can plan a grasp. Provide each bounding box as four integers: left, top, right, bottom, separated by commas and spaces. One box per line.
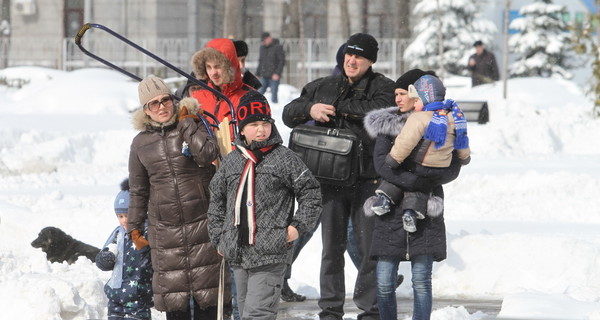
572, 0, 600, 117
403, 0, 497, 76
509, 0, 571, 78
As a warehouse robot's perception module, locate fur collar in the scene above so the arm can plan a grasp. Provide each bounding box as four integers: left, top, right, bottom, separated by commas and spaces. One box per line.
132, 97, 201, 132
364, 106, 412, 138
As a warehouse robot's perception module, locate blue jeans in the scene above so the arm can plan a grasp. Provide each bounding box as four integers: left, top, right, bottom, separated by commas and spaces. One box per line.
258, 77, 280, 103
346, 217, 362, 270
376, 255, 433, 320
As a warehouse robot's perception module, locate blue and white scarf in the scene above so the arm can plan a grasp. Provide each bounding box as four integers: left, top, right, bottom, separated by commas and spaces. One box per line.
102, 226, 126, 289
422, 99, 469, 150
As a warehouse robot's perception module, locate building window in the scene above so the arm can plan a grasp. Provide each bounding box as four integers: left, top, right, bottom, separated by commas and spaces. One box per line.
65, 0, 84, 38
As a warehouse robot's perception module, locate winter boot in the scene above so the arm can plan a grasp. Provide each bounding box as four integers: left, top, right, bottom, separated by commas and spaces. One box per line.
281, 279, 306, 302
396, 274, 404, 288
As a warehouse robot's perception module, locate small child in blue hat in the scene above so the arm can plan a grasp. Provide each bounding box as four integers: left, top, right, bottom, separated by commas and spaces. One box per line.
96, 179, 153, 320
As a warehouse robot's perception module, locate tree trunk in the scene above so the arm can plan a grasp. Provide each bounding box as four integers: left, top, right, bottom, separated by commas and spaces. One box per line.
339, 0, 350, 39
282, 0, 300, 38
223, 0, 243, 38
396, 0, 411, 39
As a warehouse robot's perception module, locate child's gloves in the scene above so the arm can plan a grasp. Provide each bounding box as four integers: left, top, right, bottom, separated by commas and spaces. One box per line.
130, 229, 149, 250
95, 248, 116, 271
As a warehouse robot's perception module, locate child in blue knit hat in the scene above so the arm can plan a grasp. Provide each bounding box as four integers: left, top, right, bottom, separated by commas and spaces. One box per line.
371, 74, 471, 232
96, 179, 153, 320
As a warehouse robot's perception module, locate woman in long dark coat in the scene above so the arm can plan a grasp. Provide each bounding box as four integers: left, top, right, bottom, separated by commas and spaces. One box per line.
365, 69, 461, 320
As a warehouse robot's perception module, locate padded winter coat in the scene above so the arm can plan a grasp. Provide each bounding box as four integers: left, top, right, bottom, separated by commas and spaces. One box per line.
96, 226, 153, 318
207, 126, 322, 269
282, 68, 395, 180
468, 49, 500, 86
256, 38, 285, 78
364, 107, 461, 261
126, 100, 226, 312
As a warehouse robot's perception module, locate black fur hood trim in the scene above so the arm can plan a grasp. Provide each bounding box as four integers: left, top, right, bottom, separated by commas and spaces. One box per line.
364, 106, 412, 138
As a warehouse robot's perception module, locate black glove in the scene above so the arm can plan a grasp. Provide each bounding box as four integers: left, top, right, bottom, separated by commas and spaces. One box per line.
95, 247, 116, 271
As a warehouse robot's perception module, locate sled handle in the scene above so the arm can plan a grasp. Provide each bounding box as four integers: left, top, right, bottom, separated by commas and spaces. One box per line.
75, 23, 239, 136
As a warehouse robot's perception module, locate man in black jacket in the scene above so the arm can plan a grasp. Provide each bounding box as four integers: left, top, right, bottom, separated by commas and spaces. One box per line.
257, 32, 285, 103
282, 33, 395, 320
468, 40, 500, 87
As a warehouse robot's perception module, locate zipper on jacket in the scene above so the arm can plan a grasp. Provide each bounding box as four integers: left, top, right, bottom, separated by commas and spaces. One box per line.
405, 231, 410, 261
162, 132, 193, 287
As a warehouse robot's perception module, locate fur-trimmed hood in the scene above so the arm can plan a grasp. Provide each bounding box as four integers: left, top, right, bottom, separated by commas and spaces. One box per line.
364, 106, 412, 138
190, 38, 243, 96
131, 97, 201, 132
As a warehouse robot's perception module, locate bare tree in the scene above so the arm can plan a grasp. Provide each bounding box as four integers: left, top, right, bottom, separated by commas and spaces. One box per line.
223, 0, 243, 38
396, 0, 411, 39
282, 0, 300, 38
339, 0, 350, 39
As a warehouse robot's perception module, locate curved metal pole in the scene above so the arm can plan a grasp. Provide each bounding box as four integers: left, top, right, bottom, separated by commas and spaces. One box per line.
75, 23, 239, 136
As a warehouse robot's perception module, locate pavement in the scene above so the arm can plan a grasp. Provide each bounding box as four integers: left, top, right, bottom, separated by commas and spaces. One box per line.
277, 297, 502, 319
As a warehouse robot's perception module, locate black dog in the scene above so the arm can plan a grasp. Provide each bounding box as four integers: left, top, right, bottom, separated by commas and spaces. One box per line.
31, 226, 100, 264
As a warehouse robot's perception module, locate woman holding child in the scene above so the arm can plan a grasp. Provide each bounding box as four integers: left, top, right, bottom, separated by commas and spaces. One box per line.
364, 69, 463, 320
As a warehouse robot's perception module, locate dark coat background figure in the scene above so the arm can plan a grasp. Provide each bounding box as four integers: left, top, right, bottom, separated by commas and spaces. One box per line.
468, 49, 500, 87
256, 38, 285, 80
127, 100, 225, 313
364, 107, 462, 261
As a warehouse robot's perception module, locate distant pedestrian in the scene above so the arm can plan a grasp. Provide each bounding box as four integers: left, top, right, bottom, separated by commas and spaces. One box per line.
257, 32, 285, 104
468, 40, 499, 87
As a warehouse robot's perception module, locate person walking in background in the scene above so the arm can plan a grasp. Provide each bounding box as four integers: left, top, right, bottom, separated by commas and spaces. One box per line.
127, 75, 226, 320
96, 178, 153, 320
468, 40, 499, 87
207, 91, 322, 320
364, 69, 462, 320
257, 32, 285, 104
283, 33, 395, 320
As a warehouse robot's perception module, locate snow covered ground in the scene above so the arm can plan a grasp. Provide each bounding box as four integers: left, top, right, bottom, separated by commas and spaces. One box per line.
1, 66, 599, 320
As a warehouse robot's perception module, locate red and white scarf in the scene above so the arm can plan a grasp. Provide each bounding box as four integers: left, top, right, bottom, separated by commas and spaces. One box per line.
234, 144, 275, 245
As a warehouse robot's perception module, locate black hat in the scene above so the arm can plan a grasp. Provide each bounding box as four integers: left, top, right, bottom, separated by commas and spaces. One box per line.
237, 91, 273, 131
335, 43, 347, 70
344, 33, 378, 63
233, 40, 248, 58
395, 69, 438, 90
473, 40, 483, 47
261, 32, 271, 41
395, 69, 428, 90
